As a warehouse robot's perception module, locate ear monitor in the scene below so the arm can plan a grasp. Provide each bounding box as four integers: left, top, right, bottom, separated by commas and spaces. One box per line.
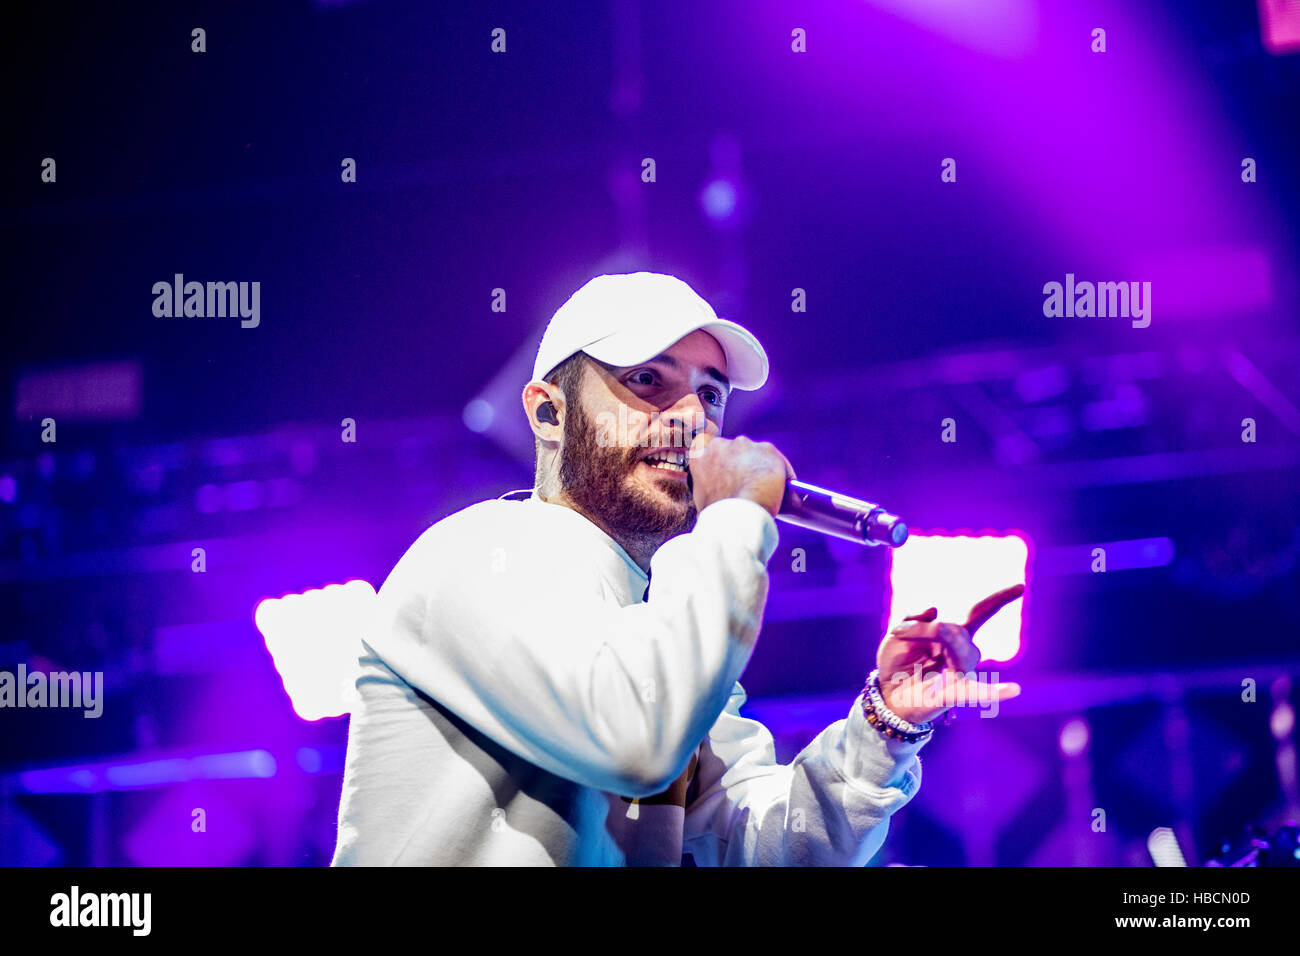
536, 401, 559, 426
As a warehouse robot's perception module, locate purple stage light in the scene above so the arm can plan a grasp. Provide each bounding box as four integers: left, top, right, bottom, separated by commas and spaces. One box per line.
296, 747, 322, 773
1037, 537, 1174, 575
1259, 0, 1300, 54
1147, 827, 1189, 867
15, 750, 277, 794
255, 580, 377, 721
699, 178, 739, 222
462, 398, 495, 433
887, 532, 1031, 662
1059, 717, 1090, 757
866, 0, 1038, 58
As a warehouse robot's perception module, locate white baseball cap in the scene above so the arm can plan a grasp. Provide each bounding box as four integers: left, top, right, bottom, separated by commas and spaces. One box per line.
530, 272, 769, 390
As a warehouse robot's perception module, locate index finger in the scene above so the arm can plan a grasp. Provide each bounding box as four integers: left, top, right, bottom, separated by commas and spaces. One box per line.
964, 583, 1025, 637
766, 443, 796, 481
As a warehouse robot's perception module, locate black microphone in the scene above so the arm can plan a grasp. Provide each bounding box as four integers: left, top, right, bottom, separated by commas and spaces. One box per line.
776, 479, 909, 548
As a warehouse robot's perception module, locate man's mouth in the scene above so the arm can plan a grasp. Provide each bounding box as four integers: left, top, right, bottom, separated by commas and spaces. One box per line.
639, 448, 689, 478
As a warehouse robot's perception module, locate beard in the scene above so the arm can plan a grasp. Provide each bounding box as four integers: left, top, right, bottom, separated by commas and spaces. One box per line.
557, 398, 697, 541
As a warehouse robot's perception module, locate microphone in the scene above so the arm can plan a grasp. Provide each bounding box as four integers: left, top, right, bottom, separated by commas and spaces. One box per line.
776, 479, 909, 548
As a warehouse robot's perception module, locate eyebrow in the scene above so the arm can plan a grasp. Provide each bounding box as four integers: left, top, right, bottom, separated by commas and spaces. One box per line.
642, 353, 730, 390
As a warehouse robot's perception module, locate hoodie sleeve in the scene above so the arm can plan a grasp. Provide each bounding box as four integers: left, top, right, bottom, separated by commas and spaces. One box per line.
682, 682, 926, 866
362, 497, 780, 799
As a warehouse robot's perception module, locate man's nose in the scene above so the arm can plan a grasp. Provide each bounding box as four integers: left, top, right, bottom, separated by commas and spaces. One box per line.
661, 395, 716, 444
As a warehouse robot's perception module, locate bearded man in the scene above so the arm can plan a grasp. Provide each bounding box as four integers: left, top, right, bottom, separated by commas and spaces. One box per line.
332, 272, 1021, 866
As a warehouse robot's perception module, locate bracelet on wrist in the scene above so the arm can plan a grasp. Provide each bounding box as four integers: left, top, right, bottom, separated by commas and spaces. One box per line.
862, 669, 953, 743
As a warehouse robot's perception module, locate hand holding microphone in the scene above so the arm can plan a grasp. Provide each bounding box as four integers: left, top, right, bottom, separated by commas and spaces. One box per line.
687, 433, 794, 518
687, 433, 908, 548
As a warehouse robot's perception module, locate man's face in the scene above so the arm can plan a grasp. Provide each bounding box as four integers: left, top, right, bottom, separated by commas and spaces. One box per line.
558, 329, 730, 540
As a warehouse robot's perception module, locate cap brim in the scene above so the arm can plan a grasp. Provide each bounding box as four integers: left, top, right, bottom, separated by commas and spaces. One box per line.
698, 319, 769, 391
582, 317, 769, 391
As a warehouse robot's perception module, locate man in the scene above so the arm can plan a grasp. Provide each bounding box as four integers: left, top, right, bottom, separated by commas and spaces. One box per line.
331, 271, 1022, 866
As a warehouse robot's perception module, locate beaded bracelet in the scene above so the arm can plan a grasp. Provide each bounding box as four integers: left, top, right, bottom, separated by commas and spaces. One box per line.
861, 669, 955, 743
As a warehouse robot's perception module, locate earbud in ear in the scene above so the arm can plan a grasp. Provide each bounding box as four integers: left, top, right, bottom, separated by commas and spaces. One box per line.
537, 401, 559, 426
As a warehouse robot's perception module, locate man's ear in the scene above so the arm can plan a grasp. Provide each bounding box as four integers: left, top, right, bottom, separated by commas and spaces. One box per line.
522, 382, 563, 440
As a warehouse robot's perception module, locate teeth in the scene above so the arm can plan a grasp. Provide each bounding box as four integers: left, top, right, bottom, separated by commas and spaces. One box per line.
643, 450, 687, 472
644, 451, 687, 466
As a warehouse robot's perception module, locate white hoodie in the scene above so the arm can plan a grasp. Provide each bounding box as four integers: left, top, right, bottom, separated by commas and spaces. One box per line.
331, 489, 927, 866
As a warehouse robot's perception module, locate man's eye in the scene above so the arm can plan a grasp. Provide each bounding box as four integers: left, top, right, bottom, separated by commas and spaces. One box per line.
702, 388, 724, 407
629, 371, 657, 386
